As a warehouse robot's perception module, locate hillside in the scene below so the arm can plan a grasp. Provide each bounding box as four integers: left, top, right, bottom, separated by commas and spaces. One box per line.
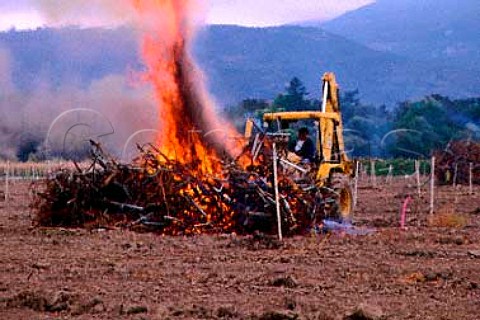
0, 27, 140, 90
1, 25, 480, 106
194, 25, 480, 105
320, 0, 480, 71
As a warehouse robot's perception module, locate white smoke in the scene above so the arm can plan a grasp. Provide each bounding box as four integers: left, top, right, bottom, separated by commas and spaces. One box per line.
0, 64, 157, 160
34, 0, 208, 30
0, 3, 160, 160
34, 0, 135, 29
0, 47, 14, 95
0, 0, 215, 160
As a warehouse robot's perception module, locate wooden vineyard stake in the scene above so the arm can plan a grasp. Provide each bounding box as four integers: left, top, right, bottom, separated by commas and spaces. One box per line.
415, 160, 421, 197
469, 162, 474, 195
272, 143, 283, 241
353, 161, 360, 208
5, 161, 10, 211
430, 157, 435, 215
371, 160, 377, 188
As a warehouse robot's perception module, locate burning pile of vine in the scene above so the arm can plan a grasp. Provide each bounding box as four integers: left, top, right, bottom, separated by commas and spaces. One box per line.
34, 141, 337, 236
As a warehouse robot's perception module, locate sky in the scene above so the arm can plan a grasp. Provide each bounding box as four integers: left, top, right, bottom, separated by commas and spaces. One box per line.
0, 0, 374, 31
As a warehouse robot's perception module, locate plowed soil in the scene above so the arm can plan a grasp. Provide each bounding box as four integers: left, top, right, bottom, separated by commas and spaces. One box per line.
1, 179, 479, 319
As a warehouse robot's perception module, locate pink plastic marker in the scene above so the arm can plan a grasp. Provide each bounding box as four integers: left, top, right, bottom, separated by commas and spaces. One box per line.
400, 196, 412, 230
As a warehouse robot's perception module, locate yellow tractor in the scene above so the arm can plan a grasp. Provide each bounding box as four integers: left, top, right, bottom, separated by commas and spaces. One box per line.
244, 73, 354, 224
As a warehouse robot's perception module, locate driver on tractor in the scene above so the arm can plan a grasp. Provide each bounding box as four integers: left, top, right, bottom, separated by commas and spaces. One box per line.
291, 127, 315, 163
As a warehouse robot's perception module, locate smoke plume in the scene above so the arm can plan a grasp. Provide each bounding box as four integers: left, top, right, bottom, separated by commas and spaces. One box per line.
34, 0, 134, 28
0, 51, 157, 160
0, 0, 238, 163
0, 47, 14, 95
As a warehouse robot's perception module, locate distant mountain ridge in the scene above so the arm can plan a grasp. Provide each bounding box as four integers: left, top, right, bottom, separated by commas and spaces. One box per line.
0, 27, 140, 90
194, 25, 480, 105
1, 24, 480, 107
319, 0, 480, 71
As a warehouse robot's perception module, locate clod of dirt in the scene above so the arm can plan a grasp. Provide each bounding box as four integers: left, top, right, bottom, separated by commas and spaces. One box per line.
270, 275, 298, 288
169, 304, 213, 318
251, 310, 300, 320
399, 250, 435, 258
284, 297, 296, 310
216, 305, 239, 318
6, 291, 49, 311
31, 262, 50, 270
279, 257, 293, 264
436, 236, 467, 245
5, 290, 74, 312
468, 282, 478, 290
308, 311, 335, 320
126, 305, 148, 315
424, 272, 440, 282
71, 297, 104, 315
121, 243, 132, 250
344, 303, 385, 320
468, 250, 480, 258
227, 232, 284, 251
371, 218, 392, 228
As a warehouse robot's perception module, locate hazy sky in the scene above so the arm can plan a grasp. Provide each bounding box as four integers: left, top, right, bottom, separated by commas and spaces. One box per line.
0, 0, 374, 30
206, 0, 374, 26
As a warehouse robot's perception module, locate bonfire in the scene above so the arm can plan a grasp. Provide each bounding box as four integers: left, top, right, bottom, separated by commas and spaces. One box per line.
34, 0, 336, 236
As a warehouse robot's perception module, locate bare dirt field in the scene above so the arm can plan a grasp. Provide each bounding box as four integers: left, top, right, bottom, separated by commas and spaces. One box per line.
1, 179, 479, 319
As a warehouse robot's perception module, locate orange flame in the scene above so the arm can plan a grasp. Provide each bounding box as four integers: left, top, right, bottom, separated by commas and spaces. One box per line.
130, 0, 242, 174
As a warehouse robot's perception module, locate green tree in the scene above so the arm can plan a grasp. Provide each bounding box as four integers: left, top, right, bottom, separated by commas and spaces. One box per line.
273, 77, 313, 111
340, 89, 361, 122
340, 90, 391, 157
388, 95, 468, 157
240, 99, 270, 113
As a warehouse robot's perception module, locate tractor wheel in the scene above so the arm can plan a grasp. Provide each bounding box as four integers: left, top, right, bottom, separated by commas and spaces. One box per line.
329, 173, 354, 223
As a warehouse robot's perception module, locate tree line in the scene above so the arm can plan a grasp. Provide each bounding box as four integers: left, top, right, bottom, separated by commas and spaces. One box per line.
225, 77, 480, 158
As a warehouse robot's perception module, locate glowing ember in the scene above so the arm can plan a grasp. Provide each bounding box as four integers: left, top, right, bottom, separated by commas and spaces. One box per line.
130, 0, 239, 174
